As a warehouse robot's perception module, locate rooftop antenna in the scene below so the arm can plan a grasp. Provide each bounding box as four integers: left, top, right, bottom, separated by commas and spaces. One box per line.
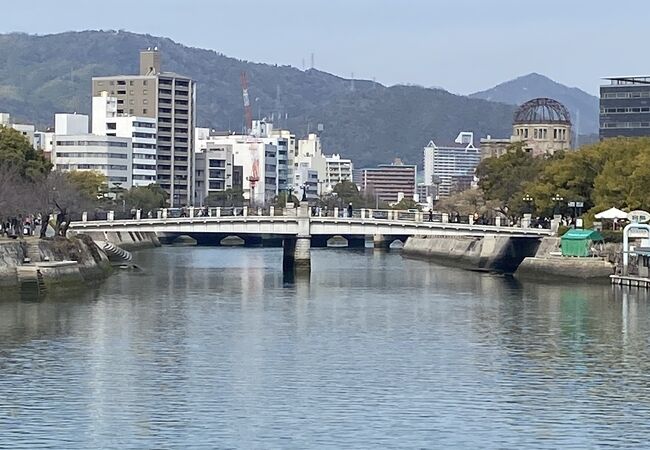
311, 53, 315, 69
302, 57, 306, 71
274, 84, 282, 127
575, 109, 580, 148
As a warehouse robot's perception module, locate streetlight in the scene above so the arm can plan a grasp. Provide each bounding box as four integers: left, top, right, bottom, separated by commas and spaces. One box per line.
522, 194, 533, 214
552, 193, 564, 216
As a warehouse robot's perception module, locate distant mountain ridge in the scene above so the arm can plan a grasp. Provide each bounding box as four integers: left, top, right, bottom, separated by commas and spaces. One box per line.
0, 31, 597, 166
470, 73, 599, 135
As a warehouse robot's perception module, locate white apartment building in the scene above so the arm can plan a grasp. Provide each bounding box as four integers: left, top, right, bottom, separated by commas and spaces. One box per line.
423, 131, 480, 198
92, 93, 157, 186
194, 128, 278, 205
294, 133, 326, 194
325, 153, 353, 192
194, 143, 234, 206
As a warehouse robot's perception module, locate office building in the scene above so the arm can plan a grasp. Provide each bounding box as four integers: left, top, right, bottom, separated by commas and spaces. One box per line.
92, 48, 196, 206
423, 132, 480, 198
358, 160, 417, 204
52, 134, 132, 188
600, 76, 650, 139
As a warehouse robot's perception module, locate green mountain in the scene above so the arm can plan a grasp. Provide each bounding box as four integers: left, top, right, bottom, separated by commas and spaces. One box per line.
0, 30, 519, 167
470, 73, 599, 135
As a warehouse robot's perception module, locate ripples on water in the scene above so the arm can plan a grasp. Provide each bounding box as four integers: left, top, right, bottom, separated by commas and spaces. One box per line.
1, 247, 650, 448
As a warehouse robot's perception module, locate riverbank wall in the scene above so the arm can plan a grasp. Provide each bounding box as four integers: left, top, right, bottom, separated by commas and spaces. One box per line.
70, 230, 161, 251
515, 237, 615, 281
402, 235, 540, 273
0, 235, 112, 290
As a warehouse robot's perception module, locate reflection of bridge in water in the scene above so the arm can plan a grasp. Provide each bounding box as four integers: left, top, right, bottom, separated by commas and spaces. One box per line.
70, 205, 552, 273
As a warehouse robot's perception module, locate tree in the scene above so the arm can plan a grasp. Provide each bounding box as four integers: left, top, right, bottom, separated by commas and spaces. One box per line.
391, 198, 420, 210
205, 189, 245, 207
65, 170, 107, 200
123, 184, 168, 213
272, 191, 299, 208
0, 126, 51, 180
476, 143, 548, 218
437, 189, 500, 217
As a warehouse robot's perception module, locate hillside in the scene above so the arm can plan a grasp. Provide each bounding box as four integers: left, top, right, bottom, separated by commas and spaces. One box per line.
0, 30, 516, 168
470, 73, 599, 135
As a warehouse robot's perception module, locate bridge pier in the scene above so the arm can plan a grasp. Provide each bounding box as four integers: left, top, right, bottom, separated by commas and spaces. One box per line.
372, 233, 391, 249
283, 237, 311, 273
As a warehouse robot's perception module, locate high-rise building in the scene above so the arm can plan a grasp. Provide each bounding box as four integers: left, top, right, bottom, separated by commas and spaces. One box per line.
600, 76, 650, 139
92, 48, 196, 206
358, 160, 417, 204
423, 132, 480, 198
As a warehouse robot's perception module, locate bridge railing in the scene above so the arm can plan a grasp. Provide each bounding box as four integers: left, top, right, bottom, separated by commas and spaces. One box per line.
75, 207, 552, 230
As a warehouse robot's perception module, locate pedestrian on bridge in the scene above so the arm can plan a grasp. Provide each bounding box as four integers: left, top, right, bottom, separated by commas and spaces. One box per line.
347, 203, 353, 218
428, 209, 433, 222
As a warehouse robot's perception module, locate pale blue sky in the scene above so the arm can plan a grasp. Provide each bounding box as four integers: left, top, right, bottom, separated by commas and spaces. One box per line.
4, 0, 649, 95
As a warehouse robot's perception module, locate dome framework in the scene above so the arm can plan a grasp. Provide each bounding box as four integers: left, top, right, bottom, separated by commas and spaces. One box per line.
513, 98, 571, 125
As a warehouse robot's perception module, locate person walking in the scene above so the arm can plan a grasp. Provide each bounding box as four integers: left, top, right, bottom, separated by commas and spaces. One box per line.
347, 202, 353, 218
428, 209, 433, 222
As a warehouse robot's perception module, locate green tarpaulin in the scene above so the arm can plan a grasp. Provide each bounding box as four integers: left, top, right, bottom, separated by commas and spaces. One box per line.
560, 229, 604, 257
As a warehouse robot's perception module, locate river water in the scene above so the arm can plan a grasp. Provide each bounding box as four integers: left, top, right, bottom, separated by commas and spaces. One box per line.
1, 246, 650, 448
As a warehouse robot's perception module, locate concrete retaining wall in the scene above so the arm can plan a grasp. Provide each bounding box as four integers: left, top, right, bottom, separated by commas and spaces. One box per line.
515, 236, 615, 281
403, 235, 539, 273
0, 235, 112, 289
73, 230, 161, 251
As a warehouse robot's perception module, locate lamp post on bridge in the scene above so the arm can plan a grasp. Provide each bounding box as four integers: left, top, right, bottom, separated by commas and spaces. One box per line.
522, 194, 534, 215
552, 193, 564, 216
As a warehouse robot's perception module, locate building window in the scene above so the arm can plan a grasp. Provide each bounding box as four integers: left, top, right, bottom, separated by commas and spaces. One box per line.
129, 90, 134, 95
129, 80, 134, 86
143, 99, 148, 105
107, 123, 116, 130
142, 108, 148, 115
143, 80, 148, 86
143, 89, 148, 95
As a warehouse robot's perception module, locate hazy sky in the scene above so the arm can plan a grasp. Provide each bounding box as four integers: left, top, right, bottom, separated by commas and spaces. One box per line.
3, 0, 649, 95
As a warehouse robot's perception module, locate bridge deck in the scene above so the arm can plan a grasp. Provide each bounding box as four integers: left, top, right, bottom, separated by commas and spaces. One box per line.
69, 215, 553, 238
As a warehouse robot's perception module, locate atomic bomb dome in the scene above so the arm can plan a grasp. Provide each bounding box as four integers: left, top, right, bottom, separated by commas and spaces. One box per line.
512, 97, 572, 156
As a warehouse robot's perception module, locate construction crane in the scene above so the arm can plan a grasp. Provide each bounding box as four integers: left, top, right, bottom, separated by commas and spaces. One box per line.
240, 71, 253, 133
241, 72, 259, 204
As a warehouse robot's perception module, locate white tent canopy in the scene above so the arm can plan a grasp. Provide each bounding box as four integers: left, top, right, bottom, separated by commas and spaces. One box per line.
595, 207, 628, 220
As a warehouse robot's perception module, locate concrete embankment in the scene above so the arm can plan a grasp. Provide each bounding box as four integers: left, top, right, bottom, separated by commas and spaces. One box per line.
72, 230, 161, 251
402, 235, 540, 273
0, 235, 112, 290
515, 237, 615, 281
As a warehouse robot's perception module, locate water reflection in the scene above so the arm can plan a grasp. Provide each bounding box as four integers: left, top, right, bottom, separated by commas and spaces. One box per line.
1, 247, 650, 448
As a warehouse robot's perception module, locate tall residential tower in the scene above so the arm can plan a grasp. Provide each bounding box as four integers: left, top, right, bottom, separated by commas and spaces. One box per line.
92, 49, 196, 206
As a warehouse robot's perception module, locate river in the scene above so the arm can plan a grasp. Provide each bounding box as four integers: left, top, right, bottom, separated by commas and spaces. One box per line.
1, 246, 650, 448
